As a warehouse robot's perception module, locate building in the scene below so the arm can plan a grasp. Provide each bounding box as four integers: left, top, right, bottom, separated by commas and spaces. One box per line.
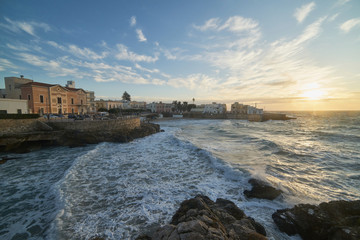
86, 91, 96, 113
3, 76, 33, 99
203, 102, 227, 114
95, 100, 125, 111
147, 102, 173, 113
0, 98, 28, 114
231, 102, 247, 114
130, 101, 147, 109
21, 82, 87, 114
231, 102, 263, 115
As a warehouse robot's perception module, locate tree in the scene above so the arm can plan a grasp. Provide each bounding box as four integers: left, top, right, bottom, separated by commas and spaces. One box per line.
122, 91, 131, 101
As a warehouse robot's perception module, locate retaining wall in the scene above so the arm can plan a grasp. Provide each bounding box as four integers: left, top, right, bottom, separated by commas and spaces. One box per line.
47, 118, 140, 132
0, 119, 39, 135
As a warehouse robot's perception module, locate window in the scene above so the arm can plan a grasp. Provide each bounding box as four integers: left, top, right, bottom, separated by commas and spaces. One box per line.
40, 95, 44, 103
71, 98, 74, 104
28, 95, 31, 100
81, 100, 83, 105
19, 95, 21, 99
57, 97, 62, 104
40, 108, 44, 115
17, 109, 22, 114
9, 85, 11, 90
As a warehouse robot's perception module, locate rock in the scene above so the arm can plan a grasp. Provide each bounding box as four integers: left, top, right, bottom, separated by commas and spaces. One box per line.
137, 195, 267, 240
272, 200, 360, 240
244, 178, 282, 200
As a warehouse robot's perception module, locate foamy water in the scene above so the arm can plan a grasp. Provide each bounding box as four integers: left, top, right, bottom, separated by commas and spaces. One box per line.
1, 111, 359, 239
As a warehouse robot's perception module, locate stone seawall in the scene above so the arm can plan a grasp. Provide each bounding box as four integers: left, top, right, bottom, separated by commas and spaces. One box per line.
0, 119, 39, 135
0, 117, 159, 153
47, 118, 140, 132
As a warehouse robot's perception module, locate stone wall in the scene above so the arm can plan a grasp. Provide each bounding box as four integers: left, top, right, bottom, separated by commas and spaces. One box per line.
47, 117, 140, 132
0, 119, 39, 135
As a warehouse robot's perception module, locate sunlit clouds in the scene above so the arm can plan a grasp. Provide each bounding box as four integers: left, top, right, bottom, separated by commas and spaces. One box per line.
294, 2, 316, 24
0, 1, 359, 110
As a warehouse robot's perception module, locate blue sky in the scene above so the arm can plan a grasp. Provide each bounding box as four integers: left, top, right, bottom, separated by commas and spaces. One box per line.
0, 0, 359, 110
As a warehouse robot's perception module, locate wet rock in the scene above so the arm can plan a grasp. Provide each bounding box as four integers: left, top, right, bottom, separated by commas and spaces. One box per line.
272, 200, 360, 240
137, 195, 267, 240
244, 178, 282, 200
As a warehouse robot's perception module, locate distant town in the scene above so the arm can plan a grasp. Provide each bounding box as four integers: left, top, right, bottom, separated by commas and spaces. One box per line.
0, 76, 289, 121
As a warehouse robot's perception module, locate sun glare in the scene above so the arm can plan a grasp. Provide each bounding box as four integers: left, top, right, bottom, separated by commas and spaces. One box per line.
302, 89, 325, 100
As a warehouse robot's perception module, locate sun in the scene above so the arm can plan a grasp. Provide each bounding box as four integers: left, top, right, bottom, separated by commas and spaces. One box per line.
302, 89, 325, 100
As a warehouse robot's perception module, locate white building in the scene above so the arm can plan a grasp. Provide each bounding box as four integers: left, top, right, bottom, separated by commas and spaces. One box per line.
147, 102, 173, 113
247, 106, 263, 115
0, 98, 29, 114
203, 102, 227, 114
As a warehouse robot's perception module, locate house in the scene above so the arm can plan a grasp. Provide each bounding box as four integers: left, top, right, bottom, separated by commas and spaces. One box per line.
21, 82, 87, 114
147, 102, 173, 113
0, 98, 28, 114
2, 76, 33, 99
231, 102, 263, 115
203, 102, 227, 114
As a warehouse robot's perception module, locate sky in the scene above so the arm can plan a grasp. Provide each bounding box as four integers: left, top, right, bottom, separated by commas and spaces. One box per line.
0, 0, 359, 111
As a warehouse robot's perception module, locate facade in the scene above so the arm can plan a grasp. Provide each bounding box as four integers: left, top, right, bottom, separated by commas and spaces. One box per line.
147, 102, 173, 113
130, 101, 147, 109
203, 102, 227, 114
96, 100, 124, 110
3, 76, 33, 99
86, 91, 96, 113
0, 98, 28, 114
0, 89, 6, 98
231, 102, 263, 115
21, 82, 87, 114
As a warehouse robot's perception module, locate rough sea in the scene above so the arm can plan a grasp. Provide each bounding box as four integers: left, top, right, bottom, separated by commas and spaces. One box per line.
1, 111, 359, 240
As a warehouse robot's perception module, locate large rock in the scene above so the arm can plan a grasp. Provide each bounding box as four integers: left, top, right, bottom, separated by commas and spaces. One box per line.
244, 178, 282, 200
272, 200, 360, 240
137, 195, 267, 240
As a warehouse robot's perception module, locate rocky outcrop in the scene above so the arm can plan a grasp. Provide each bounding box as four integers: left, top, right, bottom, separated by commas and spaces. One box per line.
244, 178, 282, 200
137, 195, 267, 240
0, 123, 160, 153
272, 200, 360, 240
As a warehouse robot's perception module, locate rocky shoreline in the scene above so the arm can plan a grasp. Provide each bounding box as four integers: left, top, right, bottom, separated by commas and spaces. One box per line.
0, 122, 160, 154
87, 179, 359, 240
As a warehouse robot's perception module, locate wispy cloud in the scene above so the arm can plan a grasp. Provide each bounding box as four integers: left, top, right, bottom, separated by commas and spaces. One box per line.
136, 29, 147, 42
47, 41, 108, 60
194, 16, 258, 33
0, 58, 18, 71
294, 2, 316, 23
335, 0, 351, 7
116, 44, 158, 62
130, 16, 136, 27
0, 17, 51, 37
340, 18, 360, 33
16, 53, 78, 77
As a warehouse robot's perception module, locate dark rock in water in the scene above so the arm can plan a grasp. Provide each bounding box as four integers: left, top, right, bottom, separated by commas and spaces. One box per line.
272, 200, 360, 240
244, 178, 282, 200
137, 195, 267, 240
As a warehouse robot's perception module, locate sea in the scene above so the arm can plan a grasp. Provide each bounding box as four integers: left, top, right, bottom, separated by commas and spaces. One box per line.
1, 111, 359, 240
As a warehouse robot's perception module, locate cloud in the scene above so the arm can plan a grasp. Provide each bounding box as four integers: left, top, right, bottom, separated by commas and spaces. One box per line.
17, 53, 78, 77
115, 44, 158, 62
130, 16, 136, 27
294, 2, 316, 23
134, 63, 160, 73
335, 0, 351, 6
136, 29, 147, 42
47, 41, 108, 60
167, 74, 219, 90
340, 18, 360, 33
194, 16, 258, 33
0, 58, 18, 71
0, 17, 51, 37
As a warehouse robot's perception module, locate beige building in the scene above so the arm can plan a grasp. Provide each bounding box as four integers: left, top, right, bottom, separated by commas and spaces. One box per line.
3, 76, 33, 99
0, 98, 29, 114
203, 102, 227, 114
